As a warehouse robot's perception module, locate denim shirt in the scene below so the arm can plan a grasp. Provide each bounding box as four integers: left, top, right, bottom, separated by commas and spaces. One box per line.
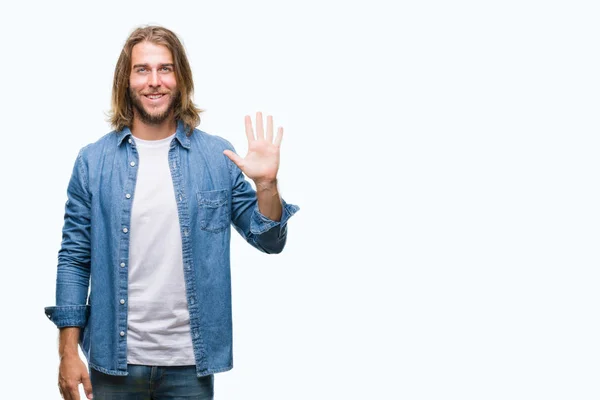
44, 120, 299, 377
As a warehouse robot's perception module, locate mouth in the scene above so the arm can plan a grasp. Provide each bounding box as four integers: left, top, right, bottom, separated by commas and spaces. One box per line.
144, 93, 166, 100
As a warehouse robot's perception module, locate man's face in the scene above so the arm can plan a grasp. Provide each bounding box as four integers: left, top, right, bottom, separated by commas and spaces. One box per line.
128, 41, 179, 126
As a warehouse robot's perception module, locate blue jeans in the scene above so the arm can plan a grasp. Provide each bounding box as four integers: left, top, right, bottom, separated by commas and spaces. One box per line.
90, 365, 214, 399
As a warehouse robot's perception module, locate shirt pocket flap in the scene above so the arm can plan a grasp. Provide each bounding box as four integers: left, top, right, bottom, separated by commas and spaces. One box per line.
197, 189, 228, 208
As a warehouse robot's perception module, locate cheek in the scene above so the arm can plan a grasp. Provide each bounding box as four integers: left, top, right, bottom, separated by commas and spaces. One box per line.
129, 76, 146, 91
163, 76, 177, 90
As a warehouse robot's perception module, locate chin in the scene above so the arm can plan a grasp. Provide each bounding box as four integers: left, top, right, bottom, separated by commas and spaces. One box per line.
146, 107, 168, 116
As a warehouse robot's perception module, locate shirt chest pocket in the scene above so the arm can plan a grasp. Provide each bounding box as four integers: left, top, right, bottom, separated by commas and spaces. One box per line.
196, 189, 231, 232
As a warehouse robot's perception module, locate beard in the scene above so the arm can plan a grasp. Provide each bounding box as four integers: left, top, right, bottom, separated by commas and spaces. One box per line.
128, 87, 180, 126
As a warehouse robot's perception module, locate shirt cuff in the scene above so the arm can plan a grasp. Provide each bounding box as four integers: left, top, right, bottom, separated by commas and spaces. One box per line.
249, 199, 300, 235
44, 305, 90, 328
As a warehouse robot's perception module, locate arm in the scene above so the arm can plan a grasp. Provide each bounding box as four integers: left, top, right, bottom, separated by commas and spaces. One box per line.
255, 179, 282, 222
45, 149, 92, 327
59, 327, 80, 360
44, 150, 93, 399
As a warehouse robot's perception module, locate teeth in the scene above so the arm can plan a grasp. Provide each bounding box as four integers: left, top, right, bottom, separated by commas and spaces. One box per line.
147, 94, 163, 99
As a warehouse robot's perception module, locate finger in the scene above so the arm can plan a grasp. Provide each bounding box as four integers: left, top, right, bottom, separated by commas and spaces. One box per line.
274, 127, 284, 147
59, 383, 73, 400
266, 115, 273, 143
82, 373, 93, 399
66, 385, 79, 400
223, 150, 244, 170
245, 115, 255, 142
256, 111, 264, 140
59, 379, 68, 399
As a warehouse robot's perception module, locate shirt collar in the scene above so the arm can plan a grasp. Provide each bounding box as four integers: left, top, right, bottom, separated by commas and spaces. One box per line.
116, 120, 192, 149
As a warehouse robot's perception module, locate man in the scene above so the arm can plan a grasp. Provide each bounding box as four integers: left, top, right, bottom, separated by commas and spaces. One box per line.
44, 25, 299, 400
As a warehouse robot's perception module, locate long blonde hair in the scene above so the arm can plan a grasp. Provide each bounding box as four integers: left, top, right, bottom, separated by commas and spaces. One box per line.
109, 25, 202, 134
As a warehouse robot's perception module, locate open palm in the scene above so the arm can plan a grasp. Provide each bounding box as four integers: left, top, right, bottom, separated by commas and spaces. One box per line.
223, 112, 283, 185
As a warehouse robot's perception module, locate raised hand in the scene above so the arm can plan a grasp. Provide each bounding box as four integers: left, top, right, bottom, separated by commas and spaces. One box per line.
223, 112, 283, 187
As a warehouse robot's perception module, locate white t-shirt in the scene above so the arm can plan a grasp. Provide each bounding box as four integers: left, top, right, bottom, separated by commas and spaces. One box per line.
126, 132, 195, 365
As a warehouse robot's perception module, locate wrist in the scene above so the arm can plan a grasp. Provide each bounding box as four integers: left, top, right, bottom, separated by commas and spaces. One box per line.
59, 349, 79, 360
254, 178, 278, 192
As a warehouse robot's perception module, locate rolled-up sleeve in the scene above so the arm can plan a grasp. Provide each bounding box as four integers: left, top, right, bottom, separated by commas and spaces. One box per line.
249, 199, 300, 237
44, 149, 92, 329
44, 305, 90, 328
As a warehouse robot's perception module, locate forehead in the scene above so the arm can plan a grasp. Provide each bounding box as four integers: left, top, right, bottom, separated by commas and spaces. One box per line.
131, 41, 173, 65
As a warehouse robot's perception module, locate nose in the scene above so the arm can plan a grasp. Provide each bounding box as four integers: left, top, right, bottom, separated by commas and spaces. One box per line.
149, 69, 160, 88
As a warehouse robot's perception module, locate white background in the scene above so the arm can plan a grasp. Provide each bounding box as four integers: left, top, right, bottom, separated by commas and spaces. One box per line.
1, 0, 599, 399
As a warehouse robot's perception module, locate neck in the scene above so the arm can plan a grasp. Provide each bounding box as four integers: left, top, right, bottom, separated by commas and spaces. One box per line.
131, 114, 177, 140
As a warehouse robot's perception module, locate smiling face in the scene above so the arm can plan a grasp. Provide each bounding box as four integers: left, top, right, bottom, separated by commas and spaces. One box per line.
128, 41, 179, 126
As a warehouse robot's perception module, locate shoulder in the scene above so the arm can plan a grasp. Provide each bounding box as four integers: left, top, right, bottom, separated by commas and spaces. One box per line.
189, 129, 240, 179
77, 131, 121, 161
191, 128, 236, 152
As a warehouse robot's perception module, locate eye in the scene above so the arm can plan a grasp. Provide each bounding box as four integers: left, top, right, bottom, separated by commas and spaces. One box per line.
161, 66, 172, 72
136, 67, 147, 73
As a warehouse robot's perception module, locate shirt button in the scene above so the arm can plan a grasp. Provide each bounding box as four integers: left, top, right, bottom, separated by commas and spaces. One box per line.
120, 262, 125, 268
125, 193, 131, 199
130, 161, 136, 167
120, 331, 125, 337
120, 299, 125, 305
128, 138, 132, 144
123, 227, 128, 233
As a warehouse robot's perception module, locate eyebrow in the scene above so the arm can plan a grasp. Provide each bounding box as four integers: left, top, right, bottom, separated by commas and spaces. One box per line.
132, 63, 175, 69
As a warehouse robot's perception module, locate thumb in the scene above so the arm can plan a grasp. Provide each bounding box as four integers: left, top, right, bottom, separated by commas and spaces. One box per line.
82, 372, 93, 399
223, 150, 244, 170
